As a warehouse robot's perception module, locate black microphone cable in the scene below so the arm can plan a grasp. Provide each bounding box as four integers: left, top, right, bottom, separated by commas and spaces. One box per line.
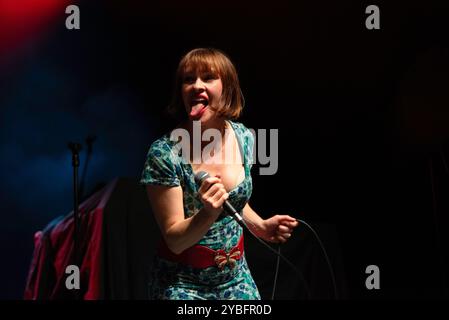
194, 171, 337, 299
243, 216, 339, 300
240, 217, 311, 299
294, 218, 338, 300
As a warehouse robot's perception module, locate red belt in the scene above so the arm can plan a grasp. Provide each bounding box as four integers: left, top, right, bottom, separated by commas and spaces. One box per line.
157, 235, 244, 270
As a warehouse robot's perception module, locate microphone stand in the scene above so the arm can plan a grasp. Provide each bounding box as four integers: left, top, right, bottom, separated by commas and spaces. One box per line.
79, 135, 96, 201
68, 142, 82, 272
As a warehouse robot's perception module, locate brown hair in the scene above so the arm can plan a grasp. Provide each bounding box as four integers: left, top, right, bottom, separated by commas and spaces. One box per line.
167, 48, 244, 121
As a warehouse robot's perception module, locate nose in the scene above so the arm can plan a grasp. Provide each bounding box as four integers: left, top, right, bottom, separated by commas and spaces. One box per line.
193, 77, 205, 91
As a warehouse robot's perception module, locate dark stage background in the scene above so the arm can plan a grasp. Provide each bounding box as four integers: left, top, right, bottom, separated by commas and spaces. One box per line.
1, 0, 449, 299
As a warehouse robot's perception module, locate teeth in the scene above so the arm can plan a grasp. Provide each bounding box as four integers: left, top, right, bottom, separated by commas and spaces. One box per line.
193, 99, 208, 105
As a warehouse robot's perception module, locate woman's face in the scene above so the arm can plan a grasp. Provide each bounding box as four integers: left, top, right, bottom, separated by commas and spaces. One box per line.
181, 68, 223, 123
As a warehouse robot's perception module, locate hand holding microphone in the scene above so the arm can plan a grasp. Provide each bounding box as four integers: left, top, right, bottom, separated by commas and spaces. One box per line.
195, 171, 246, 228
195, 171, 230, 216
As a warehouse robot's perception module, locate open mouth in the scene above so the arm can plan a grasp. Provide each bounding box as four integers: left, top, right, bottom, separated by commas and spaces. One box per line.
189, 98, 209, 118
191, 98, 209, 107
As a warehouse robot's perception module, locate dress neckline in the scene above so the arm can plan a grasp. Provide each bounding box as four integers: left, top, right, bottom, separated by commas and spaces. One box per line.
184, 120, 247, 194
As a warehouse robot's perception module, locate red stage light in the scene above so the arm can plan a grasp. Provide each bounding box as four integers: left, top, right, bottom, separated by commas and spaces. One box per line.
0, 0, 70, 64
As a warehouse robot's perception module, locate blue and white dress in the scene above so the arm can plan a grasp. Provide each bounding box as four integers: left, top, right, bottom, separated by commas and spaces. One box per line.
140, 120, 261, 300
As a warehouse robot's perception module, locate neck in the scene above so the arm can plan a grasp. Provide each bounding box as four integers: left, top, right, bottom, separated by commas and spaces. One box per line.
185, 117, 227, 135
181, 118, 229, 163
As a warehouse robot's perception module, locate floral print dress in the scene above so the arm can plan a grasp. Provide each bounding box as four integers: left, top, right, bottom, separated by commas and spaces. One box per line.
140, 120, 261, 300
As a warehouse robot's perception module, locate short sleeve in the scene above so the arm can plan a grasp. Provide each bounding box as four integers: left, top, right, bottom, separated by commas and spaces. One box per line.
233, 121, 255, 170
244, 127, 255, 170
246, 129, 254, 168
140, 139, 180, 187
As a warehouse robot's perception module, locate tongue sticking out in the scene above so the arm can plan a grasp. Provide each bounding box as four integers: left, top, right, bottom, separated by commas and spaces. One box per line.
189, 102, 208, 119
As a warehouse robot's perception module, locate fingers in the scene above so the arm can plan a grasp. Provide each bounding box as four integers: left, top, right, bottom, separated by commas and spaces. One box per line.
198, 176, 221, 194
276, 214, 296, 221
290, 220, 299, 228
199, 176, 229, 210
203, 182, 226, 201
276, 215, 299, 228
268, 224, 292, 243
268, 216, 300, 243
277, 225, 292, 233
276, 227, 292, 242
264, 214, 301, 243
210, 187, 229, 206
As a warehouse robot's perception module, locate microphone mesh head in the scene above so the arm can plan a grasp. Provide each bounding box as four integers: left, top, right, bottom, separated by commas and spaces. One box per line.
194, 171, 209, 186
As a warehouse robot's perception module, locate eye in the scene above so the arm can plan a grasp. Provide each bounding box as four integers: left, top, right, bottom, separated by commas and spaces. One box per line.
183, 75, 195, 84
203, 73, 217, 82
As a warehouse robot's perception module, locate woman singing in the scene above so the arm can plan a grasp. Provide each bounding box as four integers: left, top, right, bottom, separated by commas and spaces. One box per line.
140, 48, 298, 300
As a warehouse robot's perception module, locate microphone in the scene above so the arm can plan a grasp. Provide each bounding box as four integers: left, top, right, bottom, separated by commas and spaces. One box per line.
194, 171, 246, 228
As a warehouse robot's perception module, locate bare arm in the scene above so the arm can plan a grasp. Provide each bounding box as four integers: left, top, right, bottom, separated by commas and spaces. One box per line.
243, 202, 299, 243
242, 202, 266, 237
146, 176, 229, 254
